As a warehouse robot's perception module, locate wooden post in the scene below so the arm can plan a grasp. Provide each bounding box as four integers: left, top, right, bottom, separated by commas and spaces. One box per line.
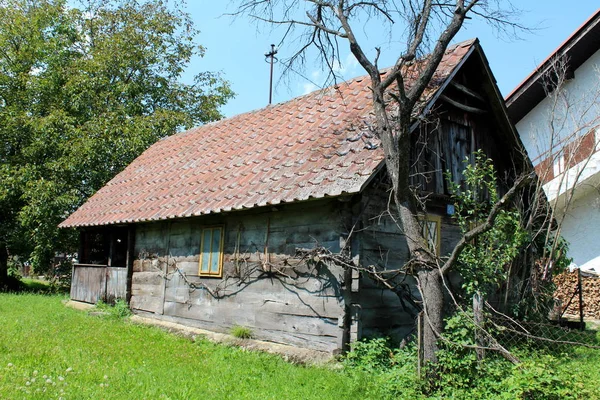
473, 292, 485, 361
577, 268, 584, 331
160, 221, 172, 315
78, 230, 85, 264
104, 231, 114, 303
125, 226, 136, 305
417, 311, 423, 377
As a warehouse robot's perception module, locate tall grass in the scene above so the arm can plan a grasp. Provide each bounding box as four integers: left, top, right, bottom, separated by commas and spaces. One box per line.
1, 293, 599, 399
0, 294, 373, 399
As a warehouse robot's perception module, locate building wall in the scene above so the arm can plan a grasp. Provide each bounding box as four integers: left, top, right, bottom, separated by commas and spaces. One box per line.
516, 49, 600, 164
556, 183, 600, 271
129, 198, 350, 353
515, 49, 600, 272
356, 178, 463, 341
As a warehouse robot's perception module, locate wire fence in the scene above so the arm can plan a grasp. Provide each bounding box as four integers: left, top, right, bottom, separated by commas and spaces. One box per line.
490, 312, 599, 351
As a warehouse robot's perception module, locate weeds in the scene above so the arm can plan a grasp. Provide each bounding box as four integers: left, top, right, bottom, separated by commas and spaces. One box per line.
93, 299, 132, 319
342, 334, 598, 399
230, 325, 253, 339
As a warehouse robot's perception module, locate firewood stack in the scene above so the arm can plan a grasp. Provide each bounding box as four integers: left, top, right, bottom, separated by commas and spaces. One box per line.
553, 270, 600, 319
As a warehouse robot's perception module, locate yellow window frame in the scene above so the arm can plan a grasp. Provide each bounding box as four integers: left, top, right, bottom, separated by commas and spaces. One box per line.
198, 226, 225, 277
418, 214, 441, 255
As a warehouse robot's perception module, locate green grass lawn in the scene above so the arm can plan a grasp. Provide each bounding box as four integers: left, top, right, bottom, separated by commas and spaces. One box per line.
1, 292, 599, 399
0, 293, 375, 399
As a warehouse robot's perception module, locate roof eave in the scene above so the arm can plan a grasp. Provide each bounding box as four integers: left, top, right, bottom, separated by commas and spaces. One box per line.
506, 9, 600, 122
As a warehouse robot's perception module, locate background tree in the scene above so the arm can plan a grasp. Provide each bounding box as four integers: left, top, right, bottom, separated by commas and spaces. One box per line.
234, 0, 531, 366
0, 0, 233, 289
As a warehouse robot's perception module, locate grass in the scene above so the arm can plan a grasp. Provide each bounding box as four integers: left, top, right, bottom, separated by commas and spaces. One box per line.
0, 293, 378, 399
1, 292, 599, 399
230, 325, 253, 339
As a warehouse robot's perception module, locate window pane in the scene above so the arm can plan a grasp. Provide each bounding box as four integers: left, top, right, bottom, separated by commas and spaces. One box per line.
200, 229, 212, 273
210, 228, 222, 273
427, 220, 438, 251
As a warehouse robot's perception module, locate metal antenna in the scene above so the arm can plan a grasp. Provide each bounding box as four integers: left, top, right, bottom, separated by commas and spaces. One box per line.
264, 44, 278, 105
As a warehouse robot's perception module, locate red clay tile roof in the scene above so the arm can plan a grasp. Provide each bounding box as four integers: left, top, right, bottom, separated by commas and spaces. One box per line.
59, 39, 476, 228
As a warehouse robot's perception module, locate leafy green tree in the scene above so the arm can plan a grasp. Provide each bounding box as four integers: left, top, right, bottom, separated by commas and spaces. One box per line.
0, 0, 233, 288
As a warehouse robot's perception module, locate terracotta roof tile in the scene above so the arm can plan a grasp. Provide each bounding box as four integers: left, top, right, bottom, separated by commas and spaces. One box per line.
59, 40, 475, 228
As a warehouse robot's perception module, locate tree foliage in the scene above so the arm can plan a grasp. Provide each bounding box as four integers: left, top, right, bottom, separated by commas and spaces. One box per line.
0, 0, 233, 284
449, 151, 527, 297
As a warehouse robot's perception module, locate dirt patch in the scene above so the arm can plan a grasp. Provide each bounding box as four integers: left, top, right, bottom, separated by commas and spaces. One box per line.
63, 299, 95, 311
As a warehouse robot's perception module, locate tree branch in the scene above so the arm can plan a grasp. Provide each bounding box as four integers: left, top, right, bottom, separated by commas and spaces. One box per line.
441, 171, 535, 275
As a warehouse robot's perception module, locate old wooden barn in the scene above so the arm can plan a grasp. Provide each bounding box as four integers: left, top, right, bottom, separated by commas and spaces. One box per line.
60, 39, 524, 353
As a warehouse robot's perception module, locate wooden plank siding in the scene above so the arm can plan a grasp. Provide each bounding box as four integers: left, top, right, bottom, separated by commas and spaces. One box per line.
71, 265, 106, 304
129, 198, 350, 353
355, 63, 517, 340
70, 265, 127, 304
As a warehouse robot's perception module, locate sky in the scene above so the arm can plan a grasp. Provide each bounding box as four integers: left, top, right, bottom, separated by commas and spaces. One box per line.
182, 2, 599, 118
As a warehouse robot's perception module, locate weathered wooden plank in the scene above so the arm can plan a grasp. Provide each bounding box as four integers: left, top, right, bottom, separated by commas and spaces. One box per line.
162, 300, 255, 326
255, 327, 339, 352
131, 284, 164, 298
162, 298, 341, 338
130, 295, 162, 313
71, 265, 106, 304
106, 267, 127, 302
135, 312, 339, 352
163, 288, 345, 318
132, 271, 163, 286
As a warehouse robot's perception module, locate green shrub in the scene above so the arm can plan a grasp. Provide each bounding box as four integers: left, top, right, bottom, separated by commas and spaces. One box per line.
342, 329, 594, 399
343, 338, 423, 399
344, 337, 395, 372
230, 325, 253, 339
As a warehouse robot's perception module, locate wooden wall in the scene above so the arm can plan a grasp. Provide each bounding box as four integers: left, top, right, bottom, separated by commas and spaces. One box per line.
129, 199, 350, 353
71, 265, 127, 304
356, 176, 464, 341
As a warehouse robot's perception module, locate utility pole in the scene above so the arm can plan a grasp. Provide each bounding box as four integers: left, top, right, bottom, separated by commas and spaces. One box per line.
265, 44, 278, 105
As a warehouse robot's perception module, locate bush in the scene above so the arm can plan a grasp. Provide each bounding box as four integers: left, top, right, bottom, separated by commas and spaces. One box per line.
343, 338, 423, 399
342, 333, 593, 399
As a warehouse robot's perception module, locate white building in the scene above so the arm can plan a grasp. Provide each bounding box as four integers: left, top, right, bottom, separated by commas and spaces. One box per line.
507, 9, 600, 273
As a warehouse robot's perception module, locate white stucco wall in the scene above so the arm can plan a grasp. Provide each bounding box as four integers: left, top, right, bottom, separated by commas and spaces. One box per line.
516, 49, 600, 164
557, 185, 600, 273
515, 49, 600, 272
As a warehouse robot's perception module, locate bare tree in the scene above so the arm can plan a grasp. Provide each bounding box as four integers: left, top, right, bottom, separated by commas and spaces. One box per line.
526, 57, 600, 257
233, 0, 530, 367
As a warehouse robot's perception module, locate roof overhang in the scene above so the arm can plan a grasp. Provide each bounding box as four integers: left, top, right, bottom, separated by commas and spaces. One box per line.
506, 9, 600, 123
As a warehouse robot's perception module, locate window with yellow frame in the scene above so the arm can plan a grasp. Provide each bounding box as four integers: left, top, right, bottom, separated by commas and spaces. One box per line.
198, 226, 224, 277
418, 214, 441, 255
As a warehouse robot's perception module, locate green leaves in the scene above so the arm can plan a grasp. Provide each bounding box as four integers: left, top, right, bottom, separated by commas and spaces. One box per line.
0, 0, 233, 274
448, 150, 527, 297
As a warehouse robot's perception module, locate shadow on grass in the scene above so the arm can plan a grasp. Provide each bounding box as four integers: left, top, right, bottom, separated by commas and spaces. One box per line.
1, 276, 69, 295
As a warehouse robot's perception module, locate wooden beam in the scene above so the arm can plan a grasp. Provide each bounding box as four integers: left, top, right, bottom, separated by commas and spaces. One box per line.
125, 225, 136, 305
449, 81, 486, 102
440, 94, 487, 114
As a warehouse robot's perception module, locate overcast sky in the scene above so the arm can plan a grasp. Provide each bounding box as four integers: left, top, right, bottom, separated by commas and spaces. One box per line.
182, 2, 599, 118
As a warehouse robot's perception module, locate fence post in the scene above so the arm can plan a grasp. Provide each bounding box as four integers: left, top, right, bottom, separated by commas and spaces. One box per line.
473, 292, 486, 361
417, 311, 423, 377
577, 268, 584, 331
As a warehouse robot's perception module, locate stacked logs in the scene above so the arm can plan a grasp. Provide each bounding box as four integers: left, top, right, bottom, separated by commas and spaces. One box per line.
553, 270, 600, 319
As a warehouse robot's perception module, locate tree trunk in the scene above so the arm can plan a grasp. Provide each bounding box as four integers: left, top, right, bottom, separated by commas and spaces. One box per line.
0, 241, 8, 290
417, 268, 444, 366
